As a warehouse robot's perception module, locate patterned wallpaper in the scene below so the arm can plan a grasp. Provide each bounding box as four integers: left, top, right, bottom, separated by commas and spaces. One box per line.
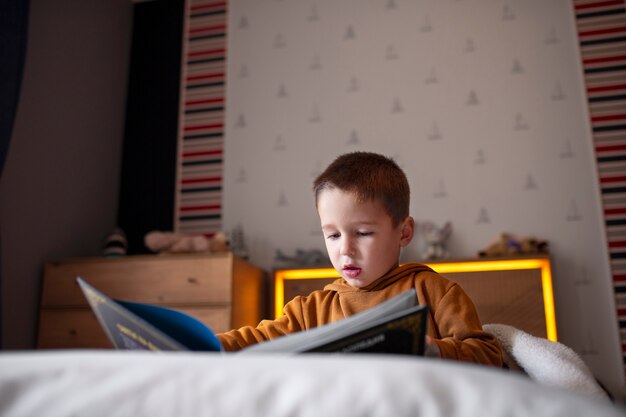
175, 0, 227, 237
572, 0, 626, 390
221, 0, 624, 395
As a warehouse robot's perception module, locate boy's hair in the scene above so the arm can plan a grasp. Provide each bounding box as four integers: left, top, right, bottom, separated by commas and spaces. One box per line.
313, 152, 410, 227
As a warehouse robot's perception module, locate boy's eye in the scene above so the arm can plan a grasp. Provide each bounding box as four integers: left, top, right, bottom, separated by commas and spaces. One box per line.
326, 233, 340, 240
357, 231, 373, 237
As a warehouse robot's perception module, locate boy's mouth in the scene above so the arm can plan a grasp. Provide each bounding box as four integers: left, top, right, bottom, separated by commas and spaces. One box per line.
343, 265, 362, 278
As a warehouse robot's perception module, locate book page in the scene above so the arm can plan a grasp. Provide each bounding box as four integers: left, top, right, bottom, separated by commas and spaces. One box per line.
240, 290, 420, 353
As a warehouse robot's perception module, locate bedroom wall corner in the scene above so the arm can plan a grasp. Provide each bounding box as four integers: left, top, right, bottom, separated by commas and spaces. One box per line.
0, 0, 133, 349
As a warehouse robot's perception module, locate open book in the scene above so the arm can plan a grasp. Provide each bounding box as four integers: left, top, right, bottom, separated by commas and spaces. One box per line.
77, 277, 428, 355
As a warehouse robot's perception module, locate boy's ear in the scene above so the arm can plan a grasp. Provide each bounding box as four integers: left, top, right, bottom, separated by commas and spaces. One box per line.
400, 216, 414, 247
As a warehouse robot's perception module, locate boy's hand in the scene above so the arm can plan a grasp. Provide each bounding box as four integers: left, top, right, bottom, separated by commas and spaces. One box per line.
424, 336, 440, 358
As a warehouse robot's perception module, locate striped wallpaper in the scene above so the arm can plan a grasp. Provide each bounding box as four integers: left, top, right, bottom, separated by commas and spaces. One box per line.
573, 0, 626, 376
175, 0, 227, 237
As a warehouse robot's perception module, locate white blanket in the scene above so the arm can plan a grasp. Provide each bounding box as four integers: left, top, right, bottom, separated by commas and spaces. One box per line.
484, 323, 609, 401
0, 351, 622, 417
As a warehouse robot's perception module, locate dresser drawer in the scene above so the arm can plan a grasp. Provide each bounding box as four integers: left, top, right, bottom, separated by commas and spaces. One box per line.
38, 306, 232, 349
41, 253, 234, 307
38, 309, 110, 349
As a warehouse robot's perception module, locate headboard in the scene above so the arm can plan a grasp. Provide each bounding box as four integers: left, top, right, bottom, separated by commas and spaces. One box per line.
274, 256, 556, 341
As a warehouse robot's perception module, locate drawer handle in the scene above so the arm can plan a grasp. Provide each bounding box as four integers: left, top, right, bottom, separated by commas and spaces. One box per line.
187, 277, 199, 284
69, 329, 77, 336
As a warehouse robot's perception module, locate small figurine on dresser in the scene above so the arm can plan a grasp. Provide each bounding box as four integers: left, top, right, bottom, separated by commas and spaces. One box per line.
102, 227, 128, 257
274, 248, 330, 267
228, 224, 250, 260
478, 232, 549, 258
419, 221, 452, 260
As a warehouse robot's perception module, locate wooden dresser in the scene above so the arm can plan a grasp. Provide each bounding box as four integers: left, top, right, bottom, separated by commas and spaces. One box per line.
37, 252, 265, 349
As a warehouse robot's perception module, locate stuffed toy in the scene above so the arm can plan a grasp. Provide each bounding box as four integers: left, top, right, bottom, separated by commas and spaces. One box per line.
478, 232, 549, 258
102, 227, 127, 257
145, 231, 230, 254
420, 221, 452, 260
208, 231, 230, 253
274, 249, 329, 266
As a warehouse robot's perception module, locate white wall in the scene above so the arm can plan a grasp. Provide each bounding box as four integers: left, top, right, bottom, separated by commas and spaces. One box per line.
223, 0, 624, 399
0, 0, 132, 349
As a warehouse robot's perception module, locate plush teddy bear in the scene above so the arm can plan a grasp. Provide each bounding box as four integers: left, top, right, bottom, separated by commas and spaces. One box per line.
420, 221, 452, 260
478, 232, 548, 258
144, 231, 230, 254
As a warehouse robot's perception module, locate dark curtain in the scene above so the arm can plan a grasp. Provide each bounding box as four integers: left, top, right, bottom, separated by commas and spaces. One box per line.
117, 0, 184, 254
0, 0, 30, 348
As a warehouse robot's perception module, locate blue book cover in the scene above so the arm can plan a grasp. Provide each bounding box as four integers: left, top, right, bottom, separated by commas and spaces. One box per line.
77, 277, 223, 352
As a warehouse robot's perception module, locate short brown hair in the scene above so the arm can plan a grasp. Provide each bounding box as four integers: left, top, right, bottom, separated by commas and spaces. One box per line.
313, 152, 410, 227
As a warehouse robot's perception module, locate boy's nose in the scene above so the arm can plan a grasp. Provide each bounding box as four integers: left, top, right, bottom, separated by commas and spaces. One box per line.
340, 238, 355, 256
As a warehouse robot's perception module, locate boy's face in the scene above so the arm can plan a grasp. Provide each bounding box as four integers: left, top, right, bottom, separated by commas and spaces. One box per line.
317, 188, 414, 288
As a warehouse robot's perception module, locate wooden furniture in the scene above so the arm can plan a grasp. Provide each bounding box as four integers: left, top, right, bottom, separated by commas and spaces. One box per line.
37, 252, 265, 349
274, 256, 556, 340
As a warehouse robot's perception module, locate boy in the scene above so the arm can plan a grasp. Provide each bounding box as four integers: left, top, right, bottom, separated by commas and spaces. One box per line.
218, 152, 503, 366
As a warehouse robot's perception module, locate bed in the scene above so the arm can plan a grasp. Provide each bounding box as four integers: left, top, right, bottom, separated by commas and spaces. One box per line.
0, 346, 622, 417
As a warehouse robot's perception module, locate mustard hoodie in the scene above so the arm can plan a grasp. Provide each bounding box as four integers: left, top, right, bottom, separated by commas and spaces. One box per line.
217, 263, 503, 366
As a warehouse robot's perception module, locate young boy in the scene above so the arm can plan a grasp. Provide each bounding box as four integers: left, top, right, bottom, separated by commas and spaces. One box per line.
218, 152, 503, 366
